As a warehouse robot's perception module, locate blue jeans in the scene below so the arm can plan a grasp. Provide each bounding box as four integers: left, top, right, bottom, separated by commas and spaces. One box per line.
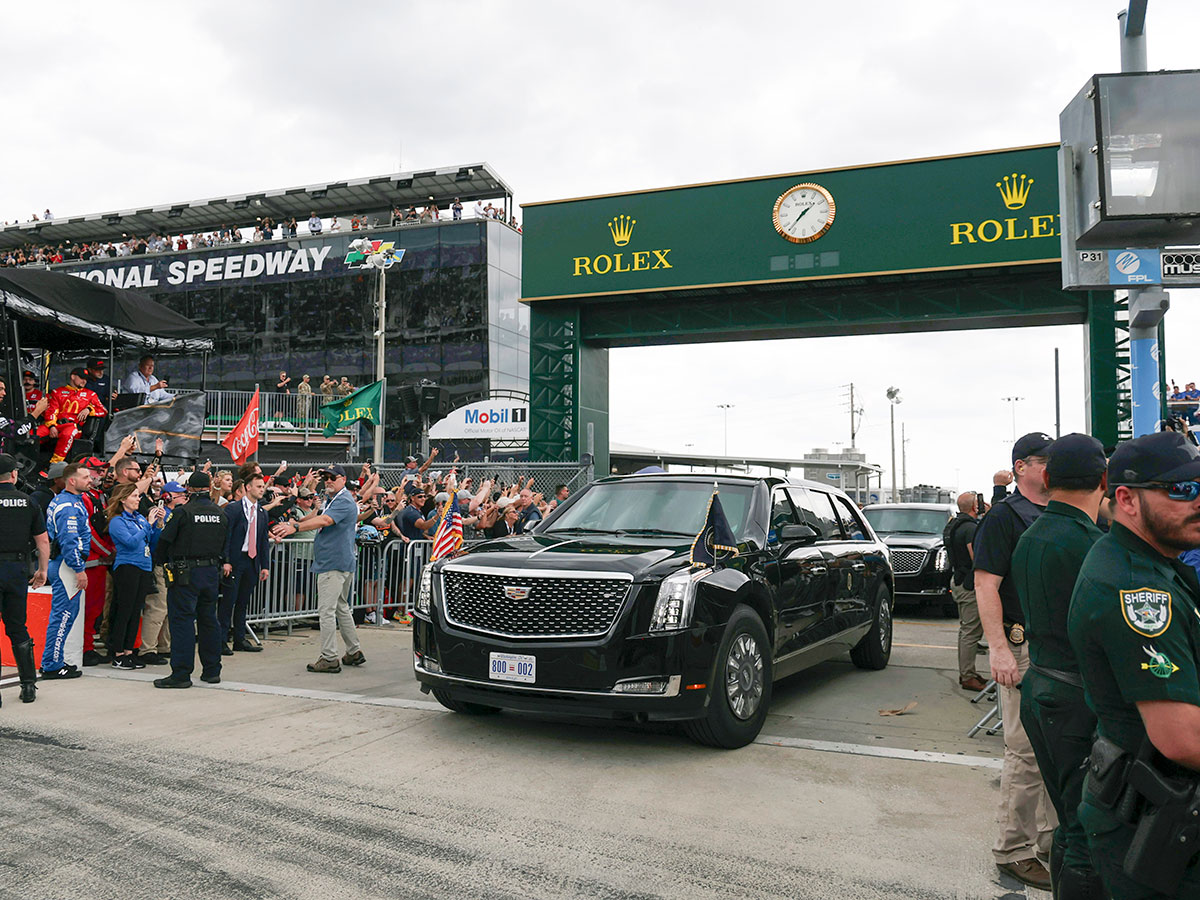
168, 566, 222, 680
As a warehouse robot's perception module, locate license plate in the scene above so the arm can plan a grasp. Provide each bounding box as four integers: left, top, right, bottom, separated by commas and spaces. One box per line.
488, 652, 536, 684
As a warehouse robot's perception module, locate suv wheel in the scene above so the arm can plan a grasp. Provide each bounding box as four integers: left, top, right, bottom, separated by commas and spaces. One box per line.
850, 584, 893, 670
685, 605, 772, 749
431, 689, 501, 715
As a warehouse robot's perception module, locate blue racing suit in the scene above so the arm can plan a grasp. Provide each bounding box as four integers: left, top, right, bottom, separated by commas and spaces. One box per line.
42, 490, 91, 673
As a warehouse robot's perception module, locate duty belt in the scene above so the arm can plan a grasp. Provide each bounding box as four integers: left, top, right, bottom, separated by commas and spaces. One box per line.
1029, 661, 1085, 689
172, 557, 222, 567
0, 550, 29, 562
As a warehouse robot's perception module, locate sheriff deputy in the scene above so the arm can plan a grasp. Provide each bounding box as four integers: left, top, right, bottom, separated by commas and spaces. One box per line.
0, 454, 49, 705
152, 472, 228, 689
1070, 432, 1200, 898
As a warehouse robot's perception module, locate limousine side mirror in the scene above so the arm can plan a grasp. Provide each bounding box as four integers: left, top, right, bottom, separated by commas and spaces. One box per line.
778, 523, 820, 543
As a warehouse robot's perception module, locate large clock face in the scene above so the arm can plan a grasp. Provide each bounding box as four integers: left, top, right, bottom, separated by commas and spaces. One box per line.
772, 183, 836, 244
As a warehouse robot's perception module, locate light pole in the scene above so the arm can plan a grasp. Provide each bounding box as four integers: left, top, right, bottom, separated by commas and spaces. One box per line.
717, 404, 733, 456
886, 387, 901, 503
1002, 396, 1024, 442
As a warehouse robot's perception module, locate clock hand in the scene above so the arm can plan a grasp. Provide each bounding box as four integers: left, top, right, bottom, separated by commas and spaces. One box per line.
791, 207, 811, 228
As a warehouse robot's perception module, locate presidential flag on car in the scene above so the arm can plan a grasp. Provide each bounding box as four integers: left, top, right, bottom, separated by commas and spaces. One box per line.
431, 492, 464, 561
690, 485, 739, 569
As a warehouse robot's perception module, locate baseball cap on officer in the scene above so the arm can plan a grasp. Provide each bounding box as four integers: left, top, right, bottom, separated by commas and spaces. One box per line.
0, 453, 19, 476
188, 472, 211, 490
1108, 432, 1200, 488
1045, 433, 1107, 480
1013, 431, 1054, 464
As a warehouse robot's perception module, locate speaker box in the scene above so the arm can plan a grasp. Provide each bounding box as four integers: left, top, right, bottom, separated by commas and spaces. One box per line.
418, 385, 450, 417
399, 384, 420, 420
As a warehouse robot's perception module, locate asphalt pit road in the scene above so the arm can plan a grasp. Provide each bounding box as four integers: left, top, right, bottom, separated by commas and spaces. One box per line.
0, 725, 88, 751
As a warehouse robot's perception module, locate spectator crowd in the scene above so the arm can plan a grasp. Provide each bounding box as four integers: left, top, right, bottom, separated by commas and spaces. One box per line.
1, 200, 519, 269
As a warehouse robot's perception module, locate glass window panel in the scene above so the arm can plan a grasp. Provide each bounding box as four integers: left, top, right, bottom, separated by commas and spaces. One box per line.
787, 487, 841, 539
440, 222, 485, 266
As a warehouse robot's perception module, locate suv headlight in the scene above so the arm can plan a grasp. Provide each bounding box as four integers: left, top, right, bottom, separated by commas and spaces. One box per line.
650, 569, 707, 632
416, 565, 434, 615
934, 548, 948, 571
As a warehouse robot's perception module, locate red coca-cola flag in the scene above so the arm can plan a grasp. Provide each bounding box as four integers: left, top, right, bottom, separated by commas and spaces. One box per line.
222, 389, 260, 465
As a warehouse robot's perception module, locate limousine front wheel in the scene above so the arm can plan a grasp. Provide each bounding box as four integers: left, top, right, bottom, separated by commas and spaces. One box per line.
850, 584, 893, 671
432, 689, 500, 716
685, 605, 772, 749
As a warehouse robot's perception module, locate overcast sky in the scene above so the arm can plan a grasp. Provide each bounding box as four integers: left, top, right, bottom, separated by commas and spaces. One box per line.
4, 1, 1199, 492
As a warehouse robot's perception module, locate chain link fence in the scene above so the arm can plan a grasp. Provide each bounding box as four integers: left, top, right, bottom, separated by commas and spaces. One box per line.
372, 460, 593, 499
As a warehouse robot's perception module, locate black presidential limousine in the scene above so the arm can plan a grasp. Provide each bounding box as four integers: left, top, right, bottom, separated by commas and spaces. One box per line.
412, 473, 894, 748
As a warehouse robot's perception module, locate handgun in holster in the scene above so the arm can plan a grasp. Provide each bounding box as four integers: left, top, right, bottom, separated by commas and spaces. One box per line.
1122, 743, 1200, 894
164, 562, 191, 587
49, 538, 62, 560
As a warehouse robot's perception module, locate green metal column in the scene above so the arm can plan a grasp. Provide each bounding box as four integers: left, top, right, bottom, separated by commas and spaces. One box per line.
1083, 291, 1121, 448
528, 303, 609, 473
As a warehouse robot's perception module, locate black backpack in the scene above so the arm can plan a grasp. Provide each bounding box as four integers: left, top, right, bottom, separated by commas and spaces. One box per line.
942, 513, 970, 577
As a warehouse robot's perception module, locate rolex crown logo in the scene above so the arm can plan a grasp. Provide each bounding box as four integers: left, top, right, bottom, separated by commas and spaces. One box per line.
608, 214, 636, 247
995, 173, 1033, 210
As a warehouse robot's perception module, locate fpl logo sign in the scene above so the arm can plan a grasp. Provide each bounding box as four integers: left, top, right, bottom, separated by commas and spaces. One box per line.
1109, 249, 1161, 285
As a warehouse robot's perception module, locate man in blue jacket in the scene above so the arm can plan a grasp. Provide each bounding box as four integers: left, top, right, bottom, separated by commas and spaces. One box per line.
220, 471, 269, 653
42, 462, 93, 679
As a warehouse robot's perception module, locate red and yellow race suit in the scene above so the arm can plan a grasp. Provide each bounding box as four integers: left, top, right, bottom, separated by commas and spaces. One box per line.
38, 384, 107, 462
25, 388, 44, 416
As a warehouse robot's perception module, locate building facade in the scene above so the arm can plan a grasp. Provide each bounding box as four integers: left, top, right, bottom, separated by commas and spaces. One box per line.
50, 219, 525, 459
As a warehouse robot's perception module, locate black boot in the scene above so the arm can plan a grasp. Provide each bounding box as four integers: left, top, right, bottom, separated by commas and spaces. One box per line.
1049, 840, 1065, 900
1058, 865, 1109, 900
15, 639, 37, 703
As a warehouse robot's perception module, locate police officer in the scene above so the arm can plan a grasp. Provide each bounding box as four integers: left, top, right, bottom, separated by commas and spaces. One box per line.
1012, 434, 1107, 899
153, 472, 228, 689
1070, 431, 1200, 898
974, 430, 1056, 889
0, 454, 49, 705
41, 462, 93, 680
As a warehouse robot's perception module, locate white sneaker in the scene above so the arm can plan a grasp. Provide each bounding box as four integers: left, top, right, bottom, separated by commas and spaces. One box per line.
365, 611, 378, 624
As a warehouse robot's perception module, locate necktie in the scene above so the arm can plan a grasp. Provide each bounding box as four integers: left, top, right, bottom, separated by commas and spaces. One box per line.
247, 504, 257, 559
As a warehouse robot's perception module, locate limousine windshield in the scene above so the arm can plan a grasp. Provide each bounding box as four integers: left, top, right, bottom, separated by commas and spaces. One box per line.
543, 479, 755, 540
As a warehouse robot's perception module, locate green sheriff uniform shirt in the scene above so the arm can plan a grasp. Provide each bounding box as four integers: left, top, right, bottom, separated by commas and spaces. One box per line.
1013, 500, 1104, 671
1068, 522, 1200, 755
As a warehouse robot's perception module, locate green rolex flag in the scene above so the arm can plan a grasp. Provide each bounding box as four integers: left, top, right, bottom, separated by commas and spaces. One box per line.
321, 380, 384, 437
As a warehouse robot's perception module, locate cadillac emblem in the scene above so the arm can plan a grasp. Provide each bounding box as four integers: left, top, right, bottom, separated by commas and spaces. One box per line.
504, 586, 532, 601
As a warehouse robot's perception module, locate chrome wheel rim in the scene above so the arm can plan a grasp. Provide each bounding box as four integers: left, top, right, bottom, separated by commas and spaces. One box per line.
725, 633, 764, 720
879, 593, 892, 654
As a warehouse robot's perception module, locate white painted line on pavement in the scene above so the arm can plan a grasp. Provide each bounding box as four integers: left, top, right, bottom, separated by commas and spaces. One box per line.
86, 667, 444, 711
755, 734, 1002, 769
86, 669, 1002, 768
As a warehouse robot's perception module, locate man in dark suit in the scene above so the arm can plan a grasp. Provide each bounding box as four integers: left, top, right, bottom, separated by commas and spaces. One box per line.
220, 471, 269, 654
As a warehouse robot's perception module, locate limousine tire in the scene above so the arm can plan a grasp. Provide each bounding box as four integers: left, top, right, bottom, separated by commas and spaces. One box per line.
850, 584, 893, 671
685, 605, 772, 750
432, 689, 501, 715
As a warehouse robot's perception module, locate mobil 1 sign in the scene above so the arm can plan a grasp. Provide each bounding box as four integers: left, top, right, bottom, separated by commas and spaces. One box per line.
429, 399, 529, 440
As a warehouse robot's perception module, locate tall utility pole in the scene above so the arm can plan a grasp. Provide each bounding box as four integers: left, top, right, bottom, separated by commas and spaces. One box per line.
1054, 348, 1062, 438
717, 403, 734, 456
1002, 396, 1024, 441
901, 423, 908, 494
886, 387, 902, 503
843, 383, 863, 448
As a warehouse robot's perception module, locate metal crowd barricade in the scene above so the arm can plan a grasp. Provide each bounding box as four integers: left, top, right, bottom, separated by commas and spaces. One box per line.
245, 537, 433, 637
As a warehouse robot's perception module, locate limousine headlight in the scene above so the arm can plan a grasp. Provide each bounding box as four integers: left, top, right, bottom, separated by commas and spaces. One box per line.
650, 569, 706, 632
416, 566, 434, 615
934, 548, 948, 572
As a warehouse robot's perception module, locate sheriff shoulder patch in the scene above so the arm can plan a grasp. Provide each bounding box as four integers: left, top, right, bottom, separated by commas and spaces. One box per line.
1121, 587, 1172, 637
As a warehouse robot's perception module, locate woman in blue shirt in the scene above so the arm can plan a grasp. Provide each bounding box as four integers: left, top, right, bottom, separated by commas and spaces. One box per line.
105, 483, 164, 669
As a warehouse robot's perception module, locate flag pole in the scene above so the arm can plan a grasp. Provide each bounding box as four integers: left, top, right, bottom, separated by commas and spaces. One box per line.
373, 267, 386, 465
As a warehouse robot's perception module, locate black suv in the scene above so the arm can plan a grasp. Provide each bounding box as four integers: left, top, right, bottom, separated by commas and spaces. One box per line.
861, 503, 956, 615
412, 474, 894, 748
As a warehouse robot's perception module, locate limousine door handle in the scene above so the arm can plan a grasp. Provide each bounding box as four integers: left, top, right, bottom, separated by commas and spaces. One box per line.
851, 562, 866, 572
809, 565, 828, 576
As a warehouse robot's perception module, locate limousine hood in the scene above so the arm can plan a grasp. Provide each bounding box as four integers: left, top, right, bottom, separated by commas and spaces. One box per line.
450, 533, 693, 580
879, 532, 944, 550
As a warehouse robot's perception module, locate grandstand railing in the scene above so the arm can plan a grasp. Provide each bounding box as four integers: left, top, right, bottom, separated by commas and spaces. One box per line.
203, 389, 358, 453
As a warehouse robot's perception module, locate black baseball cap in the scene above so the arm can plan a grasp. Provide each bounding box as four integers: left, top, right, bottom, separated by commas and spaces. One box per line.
1045, 433, 1107, 480
321, 464, 347, 479
188, 472, 212, 490
0, 453, 18, 476
1012, 431, 1054, 464
1108, 432, 1200, 488
69, 366, 88, 380
88, 358, 106, 369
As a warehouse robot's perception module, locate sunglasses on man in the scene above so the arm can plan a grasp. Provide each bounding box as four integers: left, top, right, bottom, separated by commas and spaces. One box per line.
1124, 481, 1200, 502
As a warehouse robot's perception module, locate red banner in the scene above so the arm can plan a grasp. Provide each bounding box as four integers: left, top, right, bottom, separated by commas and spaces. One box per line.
221, 389, 260, 464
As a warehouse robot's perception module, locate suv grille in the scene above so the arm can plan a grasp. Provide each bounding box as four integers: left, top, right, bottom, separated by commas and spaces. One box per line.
890, 549, 928, 575
440, 568, 632, 638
